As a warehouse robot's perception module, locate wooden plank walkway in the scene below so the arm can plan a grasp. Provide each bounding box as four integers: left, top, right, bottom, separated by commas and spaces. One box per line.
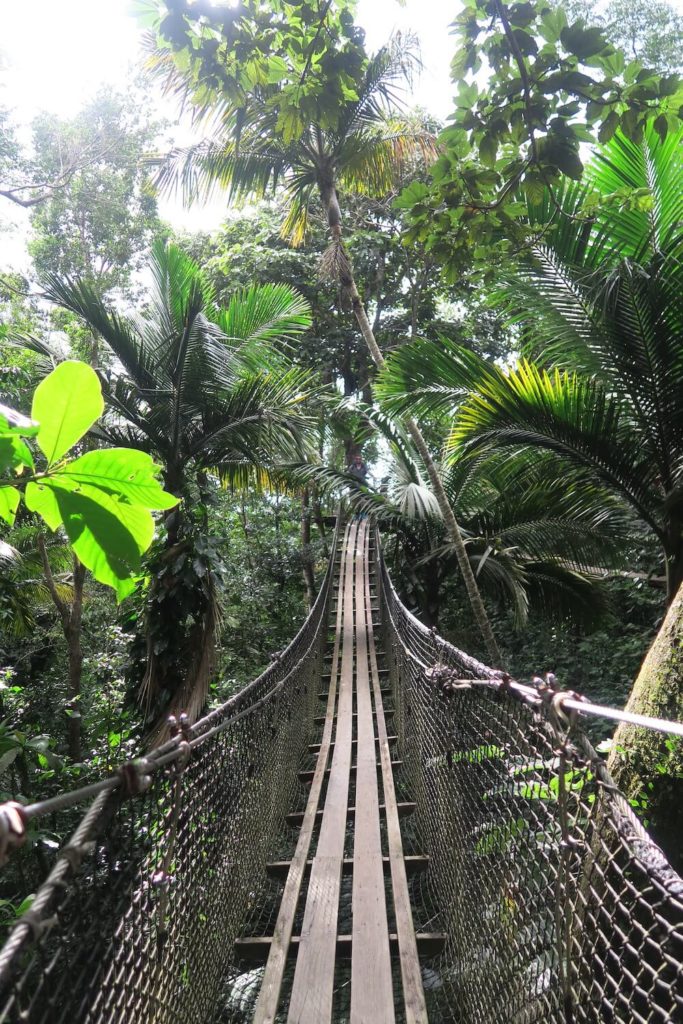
249, 520, 429, 1024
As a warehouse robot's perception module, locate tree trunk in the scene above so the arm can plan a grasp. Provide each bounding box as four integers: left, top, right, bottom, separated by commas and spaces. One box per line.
664, 520, 683, 603
66, 559, 86, 762
37, 535, 87, 762
607, 580, 683, 866
312, 484, 329, 559
301, 486, 317, 610
320, 182, 503, 666
607, 582, 683, 780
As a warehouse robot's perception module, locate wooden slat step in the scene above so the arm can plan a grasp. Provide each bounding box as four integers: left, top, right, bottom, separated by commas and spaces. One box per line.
298, 760, 402, 784
285, 801, 416, 827
266, 855, 429, 879
351, 520, 394, 1022
313, 709, 394, 724
321, 666, 388, 679
286, 522, 360, 1023
318, 685, 390, 700
236, 932, 447, 962
308, 734, 397, 753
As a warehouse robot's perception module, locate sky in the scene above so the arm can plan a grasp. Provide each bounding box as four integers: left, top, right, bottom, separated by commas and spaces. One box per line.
1, 0, 682, 268
0, 0, 454, 269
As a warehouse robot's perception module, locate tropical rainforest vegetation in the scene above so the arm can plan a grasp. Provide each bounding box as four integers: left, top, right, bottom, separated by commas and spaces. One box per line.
0, 0, 681, 909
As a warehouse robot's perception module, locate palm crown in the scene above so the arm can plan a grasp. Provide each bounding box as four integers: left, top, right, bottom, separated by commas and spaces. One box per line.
152, 34, 435, 245
43, 240, 318, 494
41, 240, 319, 732
377, 125, 683, 599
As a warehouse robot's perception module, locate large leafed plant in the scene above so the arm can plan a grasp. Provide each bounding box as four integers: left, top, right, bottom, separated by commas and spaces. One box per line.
0, 360, 177, 599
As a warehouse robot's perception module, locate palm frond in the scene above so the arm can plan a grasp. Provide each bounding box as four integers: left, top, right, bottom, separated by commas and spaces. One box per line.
449, 361, 661, 532
216, 283, 311, 364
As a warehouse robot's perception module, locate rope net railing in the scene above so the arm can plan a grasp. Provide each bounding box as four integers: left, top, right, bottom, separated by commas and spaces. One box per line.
0, 518, 681, 1022
376, 531, 683, 1024
0, 522, 340, 1024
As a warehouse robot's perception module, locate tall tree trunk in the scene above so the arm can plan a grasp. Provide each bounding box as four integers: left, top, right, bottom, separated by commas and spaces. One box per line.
312, 484, 329, 559
320, 182, 503, 666
301, 487, 317, 610
607, 581, 683, 864
66, 559, 86, 762
38, 538, 86, 762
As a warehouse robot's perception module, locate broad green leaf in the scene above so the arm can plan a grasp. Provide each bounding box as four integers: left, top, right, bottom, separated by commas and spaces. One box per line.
25, 480, 63, 531
31, 361, 104, 467
58, 449, 179, 510
393, 181, 430, 211
0, 487, 20, 527
560, 25, 607, 60
659, 74, 680, 98
479, 133, 497, 168
30, 479, 149, 597
26, 476, 156, 598
598, 111, 620, 144
0, 436, 34, 474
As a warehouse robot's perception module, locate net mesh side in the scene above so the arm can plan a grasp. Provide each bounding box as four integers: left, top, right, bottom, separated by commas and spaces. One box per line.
0, 526, 339, 1024
377, 534, 683, 1024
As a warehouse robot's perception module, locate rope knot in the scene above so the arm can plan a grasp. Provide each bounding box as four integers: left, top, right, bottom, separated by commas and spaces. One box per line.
426, 663, 472, 698
497, 672, 513, 693
118, 758, 153, 797
0, 801, 28, 867
17, 909, 59, 941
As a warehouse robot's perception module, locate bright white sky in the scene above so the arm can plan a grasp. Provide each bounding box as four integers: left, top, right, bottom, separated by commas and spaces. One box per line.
1, 0, 682, 269
0, 0, 454, 269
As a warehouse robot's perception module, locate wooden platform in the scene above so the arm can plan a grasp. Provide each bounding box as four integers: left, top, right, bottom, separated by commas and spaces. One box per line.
248, 520, 430, 1023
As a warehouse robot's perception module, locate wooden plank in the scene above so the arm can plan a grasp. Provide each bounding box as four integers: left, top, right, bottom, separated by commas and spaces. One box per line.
313, 710, 393, 725
308, 734, 397, 753
318, 686, 390, 700
266, 855, 429, 880
351, 520, 395, 1024
253, 523, 354, 1024
297, 760, 402, 784
236, 933, 447, 963
285, 801, 416, 828
287, 521, 359, 1024
366, 529, 428, 1024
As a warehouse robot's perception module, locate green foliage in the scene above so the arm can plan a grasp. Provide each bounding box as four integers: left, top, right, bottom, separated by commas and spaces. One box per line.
298, 404, 626, 629
0, 361, 177, 598
379, 121, 683, 599
27, 89, 161, 300
175, 191, 513, 403
399, 0, 683, 277
141, 1, 434, 245
39, 240, 319, 726
549, 0, 683, 75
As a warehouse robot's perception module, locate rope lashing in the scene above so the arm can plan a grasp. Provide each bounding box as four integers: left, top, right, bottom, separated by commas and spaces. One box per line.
0, 802, 26, 868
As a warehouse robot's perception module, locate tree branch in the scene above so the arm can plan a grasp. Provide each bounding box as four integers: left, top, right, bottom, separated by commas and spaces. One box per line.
37, 533, 71, 630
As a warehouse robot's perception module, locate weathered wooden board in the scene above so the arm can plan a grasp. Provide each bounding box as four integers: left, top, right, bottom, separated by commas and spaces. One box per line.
351, 521, 394, 1024
252, 522, 353, 1024
366, 526, 428, 1024
286, 521, 359, 1023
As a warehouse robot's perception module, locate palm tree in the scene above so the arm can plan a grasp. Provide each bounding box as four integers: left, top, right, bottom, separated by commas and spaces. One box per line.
375, 124, 683, 797
43, 240, 319, 735
299, 407, 629, 634
147, 15, 504, 665
379, 126, 683, 598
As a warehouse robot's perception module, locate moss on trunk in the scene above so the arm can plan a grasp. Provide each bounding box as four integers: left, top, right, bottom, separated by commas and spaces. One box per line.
607, 581, 683, 869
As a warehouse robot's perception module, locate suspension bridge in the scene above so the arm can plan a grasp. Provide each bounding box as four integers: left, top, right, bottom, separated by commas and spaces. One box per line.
0, 516, 681, 1022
